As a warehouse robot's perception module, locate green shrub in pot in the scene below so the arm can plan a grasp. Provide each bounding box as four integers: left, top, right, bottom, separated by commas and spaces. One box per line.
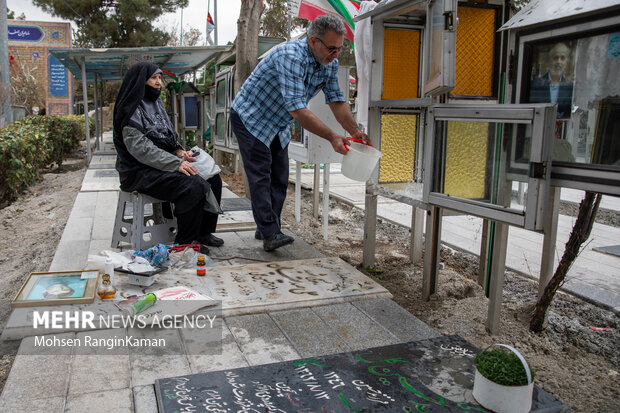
472, 344, 535, 413
473, 347, 535, 386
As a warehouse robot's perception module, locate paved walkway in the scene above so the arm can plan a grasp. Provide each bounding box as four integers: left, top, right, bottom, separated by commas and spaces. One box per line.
0, 133, 568, 412
0, 134, 439, 412
290, 164, 620, 314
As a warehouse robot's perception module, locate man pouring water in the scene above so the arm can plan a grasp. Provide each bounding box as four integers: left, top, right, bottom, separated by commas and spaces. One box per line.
230, 14, 370, 252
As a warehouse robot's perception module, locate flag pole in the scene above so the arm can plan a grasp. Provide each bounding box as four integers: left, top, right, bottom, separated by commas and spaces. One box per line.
213, 0, 218, 46
205, 0, 210, 46
180, 8, 184, 46
204, 0, 211, 86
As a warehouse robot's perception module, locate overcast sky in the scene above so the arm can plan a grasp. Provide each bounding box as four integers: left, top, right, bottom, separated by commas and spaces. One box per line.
6, 0, 241, 46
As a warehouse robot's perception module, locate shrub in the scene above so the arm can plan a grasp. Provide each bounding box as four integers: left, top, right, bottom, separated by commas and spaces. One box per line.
473, 347, 535, 386
0, 115, 87, 205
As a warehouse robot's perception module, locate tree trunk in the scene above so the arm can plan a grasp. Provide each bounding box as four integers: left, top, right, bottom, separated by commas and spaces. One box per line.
530, 191, 602, 332
235, 0, 264, 95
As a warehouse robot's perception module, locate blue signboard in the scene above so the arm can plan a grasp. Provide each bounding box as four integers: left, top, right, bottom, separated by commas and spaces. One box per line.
8, 25, 44, 42
48, 55, 68, 97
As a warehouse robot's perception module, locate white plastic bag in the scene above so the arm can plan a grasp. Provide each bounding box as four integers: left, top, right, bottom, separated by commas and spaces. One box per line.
191, 146, 221, 180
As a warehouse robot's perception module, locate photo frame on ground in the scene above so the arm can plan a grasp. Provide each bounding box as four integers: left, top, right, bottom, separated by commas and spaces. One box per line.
11, 270, 100, 307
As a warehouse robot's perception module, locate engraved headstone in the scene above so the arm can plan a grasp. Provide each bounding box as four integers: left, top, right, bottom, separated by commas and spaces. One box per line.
155, 335, 566, 412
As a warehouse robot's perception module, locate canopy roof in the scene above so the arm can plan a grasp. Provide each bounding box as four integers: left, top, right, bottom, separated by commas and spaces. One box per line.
49, 45, 231, 82
500, 0, 620, 31
216, 36, 286, 66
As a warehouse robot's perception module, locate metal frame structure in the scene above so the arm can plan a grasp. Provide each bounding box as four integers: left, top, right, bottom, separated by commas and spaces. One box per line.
356, 0, 620, 334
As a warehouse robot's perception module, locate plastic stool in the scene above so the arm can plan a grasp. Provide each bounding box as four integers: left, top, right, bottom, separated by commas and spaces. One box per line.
111, 191, 177, 250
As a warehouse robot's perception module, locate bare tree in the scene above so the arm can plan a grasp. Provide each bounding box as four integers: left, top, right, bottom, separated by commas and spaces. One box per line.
166, 25, 203, 47
530, 191, 602, 332
235, 0, 264, 94
9, 60, 45, 115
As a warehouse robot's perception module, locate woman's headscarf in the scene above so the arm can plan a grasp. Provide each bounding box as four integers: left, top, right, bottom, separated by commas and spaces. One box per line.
113, 61, 161, 141
113, 61, 180, 176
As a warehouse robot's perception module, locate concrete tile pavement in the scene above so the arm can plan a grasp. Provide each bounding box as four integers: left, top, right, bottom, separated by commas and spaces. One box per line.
0, 132, 443, 412
290, 163, 620, 313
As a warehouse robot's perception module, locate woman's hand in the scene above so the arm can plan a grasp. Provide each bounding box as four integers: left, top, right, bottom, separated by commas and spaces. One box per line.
176, 149, 196, 162
178, 160, 198, 176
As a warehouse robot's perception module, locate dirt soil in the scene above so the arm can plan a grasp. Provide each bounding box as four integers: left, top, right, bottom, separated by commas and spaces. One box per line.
223, 171, 619, 412
0, 158, 618, 412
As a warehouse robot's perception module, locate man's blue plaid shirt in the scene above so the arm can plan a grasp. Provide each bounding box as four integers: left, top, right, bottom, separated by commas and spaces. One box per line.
231, 38, 345, 149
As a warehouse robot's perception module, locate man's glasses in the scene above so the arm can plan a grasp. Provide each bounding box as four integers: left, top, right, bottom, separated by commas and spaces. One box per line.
315, 37, 344, 55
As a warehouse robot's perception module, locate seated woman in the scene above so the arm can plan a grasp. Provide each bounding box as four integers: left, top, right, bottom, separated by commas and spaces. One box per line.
113, 61, 224, 247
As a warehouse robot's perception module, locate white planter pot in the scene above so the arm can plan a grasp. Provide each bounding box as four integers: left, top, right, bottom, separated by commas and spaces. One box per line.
472, 367, 533, 413
472, 344, 534, 413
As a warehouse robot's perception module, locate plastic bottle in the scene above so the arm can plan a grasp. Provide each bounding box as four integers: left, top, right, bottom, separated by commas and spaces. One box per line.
121, 293, 156, 317
196, 255, 206, 276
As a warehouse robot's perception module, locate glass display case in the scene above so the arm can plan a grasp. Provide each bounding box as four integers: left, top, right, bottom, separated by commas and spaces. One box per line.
423, 104, 557, 231
423, 0, 457, 96
515, 22, 620, 195
214, 67, 232, 148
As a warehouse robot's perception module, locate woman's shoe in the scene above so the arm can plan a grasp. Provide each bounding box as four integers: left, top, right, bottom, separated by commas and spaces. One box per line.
200, 234, 224, 247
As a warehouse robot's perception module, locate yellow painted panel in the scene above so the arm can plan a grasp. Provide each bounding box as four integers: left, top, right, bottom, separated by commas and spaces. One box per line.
383, 29, 420, 100
444, 121, 488, 199
451, 6, 496, 96
380, 114, 417, 183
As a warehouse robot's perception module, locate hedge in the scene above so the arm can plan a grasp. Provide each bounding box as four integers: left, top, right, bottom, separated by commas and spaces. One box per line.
0, 115, 93, 206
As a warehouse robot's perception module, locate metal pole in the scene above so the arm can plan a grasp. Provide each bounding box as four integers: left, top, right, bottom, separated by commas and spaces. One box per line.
213, 0, 218, 46
81, 58, 92, 163
98, 74, 104, 144
0, 0, 12, 125
180, 8, 184, 46
93, 73, 100, 150
206, 0, 211, 45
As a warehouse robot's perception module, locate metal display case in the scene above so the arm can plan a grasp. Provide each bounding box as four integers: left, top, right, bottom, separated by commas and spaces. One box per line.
213, 66, 235, 150
506, 3, 620, 196
423, 103, 557, 231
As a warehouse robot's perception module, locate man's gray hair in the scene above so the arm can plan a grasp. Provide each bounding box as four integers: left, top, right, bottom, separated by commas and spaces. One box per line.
308, 14, 346, 38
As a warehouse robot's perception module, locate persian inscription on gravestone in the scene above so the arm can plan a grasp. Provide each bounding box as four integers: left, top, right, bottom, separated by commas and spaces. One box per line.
155, 335, 566, 412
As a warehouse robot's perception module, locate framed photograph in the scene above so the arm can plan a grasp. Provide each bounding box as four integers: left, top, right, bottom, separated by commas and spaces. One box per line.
526, 40, 576, 119
12, 270, 100, 308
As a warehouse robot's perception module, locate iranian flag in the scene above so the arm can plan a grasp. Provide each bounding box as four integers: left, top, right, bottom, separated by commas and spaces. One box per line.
289, 0, 361, 42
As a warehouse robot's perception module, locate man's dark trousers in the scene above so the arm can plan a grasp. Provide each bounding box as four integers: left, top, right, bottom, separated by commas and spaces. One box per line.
230, 109, 289, 238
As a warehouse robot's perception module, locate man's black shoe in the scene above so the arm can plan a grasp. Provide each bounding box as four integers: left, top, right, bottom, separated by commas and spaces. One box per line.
200, 234, 224, 247
263, 232, 294, 251
255, 230, 263, 240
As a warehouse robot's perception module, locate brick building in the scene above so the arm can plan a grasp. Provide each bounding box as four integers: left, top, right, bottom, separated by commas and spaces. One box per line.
8, 20, 73, 115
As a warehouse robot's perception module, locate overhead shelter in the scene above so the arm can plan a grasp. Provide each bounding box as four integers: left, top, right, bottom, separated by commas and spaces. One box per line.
49, 45, 231, 161
215, 36, 286, 67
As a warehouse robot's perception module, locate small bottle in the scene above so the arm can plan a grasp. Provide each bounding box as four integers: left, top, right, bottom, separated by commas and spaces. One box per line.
104, 258, 115, 286
196, 255, 206, 276
97, 273, 117, 299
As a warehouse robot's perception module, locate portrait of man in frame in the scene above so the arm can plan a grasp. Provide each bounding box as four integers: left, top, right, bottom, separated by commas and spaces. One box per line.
528, 41, 575, 119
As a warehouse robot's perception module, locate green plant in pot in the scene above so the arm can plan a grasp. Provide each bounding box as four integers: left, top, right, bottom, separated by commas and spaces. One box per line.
472, 344, 535, 413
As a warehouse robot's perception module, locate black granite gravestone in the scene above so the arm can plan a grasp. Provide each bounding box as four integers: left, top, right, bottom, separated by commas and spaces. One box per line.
154, 335, 566, 412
